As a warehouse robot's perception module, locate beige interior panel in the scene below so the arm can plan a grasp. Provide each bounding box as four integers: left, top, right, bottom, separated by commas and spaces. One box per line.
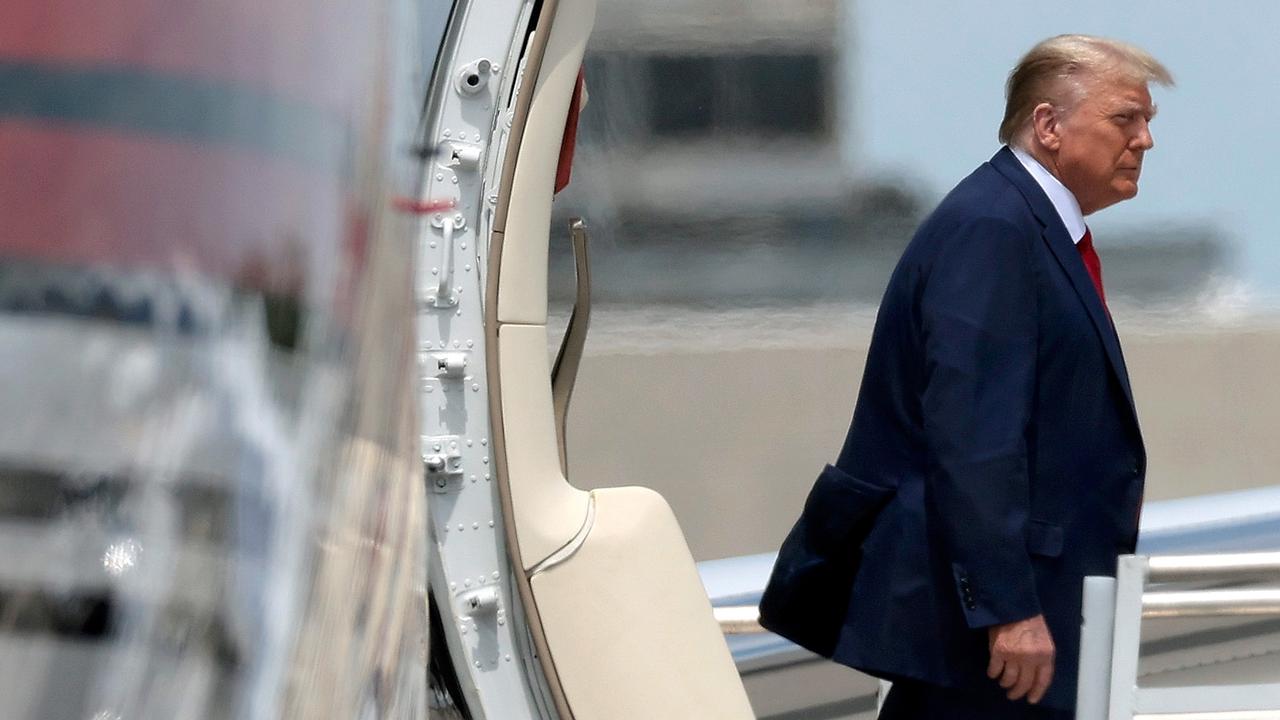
496, 0, 597, 326
530, 487, 756, 719
498, 323, 591, 568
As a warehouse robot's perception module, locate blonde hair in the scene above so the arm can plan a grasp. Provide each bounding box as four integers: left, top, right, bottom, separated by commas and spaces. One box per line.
999, 34, 1174, 145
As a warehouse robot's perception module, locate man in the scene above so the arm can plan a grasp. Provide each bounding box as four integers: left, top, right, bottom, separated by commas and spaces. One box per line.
831, 36, 1171, 717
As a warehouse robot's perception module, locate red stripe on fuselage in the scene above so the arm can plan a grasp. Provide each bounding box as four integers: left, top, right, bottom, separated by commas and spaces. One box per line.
0, 119, 353, 292
1, 0, 381, 108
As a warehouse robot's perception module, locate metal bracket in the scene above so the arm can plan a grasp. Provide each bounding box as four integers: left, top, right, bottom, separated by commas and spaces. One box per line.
424, 435, 464, 492
456, 58, 494, 96
440, 141, 483, 170
459, 586, 501, 615
424, 216, 465, 308
430, 351, 469, 379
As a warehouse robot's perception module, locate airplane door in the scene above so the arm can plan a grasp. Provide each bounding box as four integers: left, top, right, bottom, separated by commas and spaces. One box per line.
484, 0, 757, 717
419, 0, 754, 718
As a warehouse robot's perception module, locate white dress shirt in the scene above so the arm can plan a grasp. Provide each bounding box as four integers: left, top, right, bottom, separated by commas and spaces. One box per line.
1010, 146, 1087, 245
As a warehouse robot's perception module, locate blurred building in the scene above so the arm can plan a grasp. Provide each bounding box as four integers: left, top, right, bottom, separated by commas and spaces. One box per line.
552, 0, 1225, 307
573, 0, 847, 218
552, 0, 916, 305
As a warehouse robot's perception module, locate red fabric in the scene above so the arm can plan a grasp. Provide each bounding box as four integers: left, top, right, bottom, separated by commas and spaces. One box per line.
1076, 228, 1108, 313
554, 67, 585, 194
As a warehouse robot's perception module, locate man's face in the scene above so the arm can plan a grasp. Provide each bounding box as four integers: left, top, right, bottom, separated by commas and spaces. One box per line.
1053, 75, 1157, 215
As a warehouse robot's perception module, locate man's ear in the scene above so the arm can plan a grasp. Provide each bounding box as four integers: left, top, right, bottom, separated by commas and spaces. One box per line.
1030, 102, 1061, 152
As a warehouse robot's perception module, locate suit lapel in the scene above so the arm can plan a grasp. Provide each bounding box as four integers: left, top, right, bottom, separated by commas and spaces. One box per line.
989, 147, 1139, 422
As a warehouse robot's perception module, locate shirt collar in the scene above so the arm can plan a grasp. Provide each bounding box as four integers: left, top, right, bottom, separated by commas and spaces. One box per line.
1010, 146, 1087, 245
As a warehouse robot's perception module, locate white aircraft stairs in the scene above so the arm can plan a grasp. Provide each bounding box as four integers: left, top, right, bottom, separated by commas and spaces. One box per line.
1076, 551, 1280, 720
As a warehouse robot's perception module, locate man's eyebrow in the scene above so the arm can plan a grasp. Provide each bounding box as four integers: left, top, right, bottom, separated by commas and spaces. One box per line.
1116, 101, 1158, 118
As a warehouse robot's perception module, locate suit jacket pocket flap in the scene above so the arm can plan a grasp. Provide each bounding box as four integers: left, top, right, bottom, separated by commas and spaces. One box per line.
805, 464, 896, 552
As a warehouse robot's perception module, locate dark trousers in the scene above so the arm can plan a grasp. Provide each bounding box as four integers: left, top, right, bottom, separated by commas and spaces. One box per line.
878, 679, 1073, 720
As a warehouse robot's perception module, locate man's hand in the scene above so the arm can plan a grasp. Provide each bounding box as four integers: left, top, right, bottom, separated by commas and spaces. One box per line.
987, 614, 1055, 704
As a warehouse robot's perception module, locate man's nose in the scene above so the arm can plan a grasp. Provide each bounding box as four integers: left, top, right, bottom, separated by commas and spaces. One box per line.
1132, 118, 1154, 150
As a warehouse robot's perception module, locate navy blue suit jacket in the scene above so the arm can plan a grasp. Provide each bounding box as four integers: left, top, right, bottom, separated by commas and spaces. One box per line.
831, 147, 1146, 710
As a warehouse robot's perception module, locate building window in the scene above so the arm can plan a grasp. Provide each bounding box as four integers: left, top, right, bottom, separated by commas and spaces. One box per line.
647, 56, 717, 136
737, 54, 825, 136
643, 52, 829, 141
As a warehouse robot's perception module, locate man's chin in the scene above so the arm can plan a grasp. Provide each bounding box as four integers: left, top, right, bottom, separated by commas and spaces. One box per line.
1115, 181, 1140, 200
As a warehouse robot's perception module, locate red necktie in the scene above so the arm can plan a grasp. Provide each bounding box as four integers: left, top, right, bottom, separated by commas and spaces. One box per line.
1077, 228, 1108, 313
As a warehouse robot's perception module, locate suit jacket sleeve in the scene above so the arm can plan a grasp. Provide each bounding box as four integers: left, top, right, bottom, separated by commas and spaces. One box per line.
920, 215, 1041, 629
